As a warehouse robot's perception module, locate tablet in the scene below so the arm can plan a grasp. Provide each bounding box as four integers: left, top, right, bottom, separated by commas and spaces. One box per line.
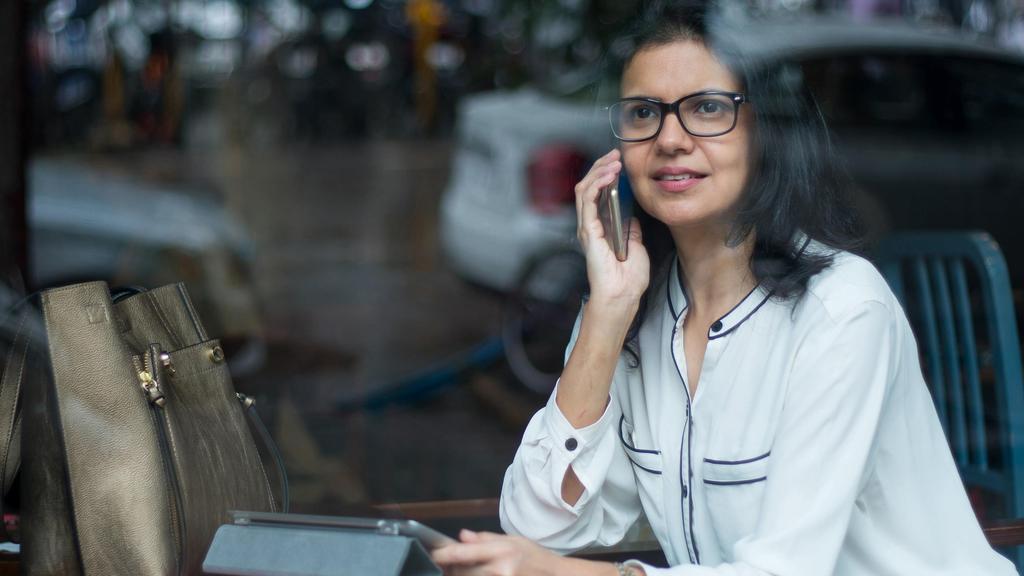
229, 511, 457, 550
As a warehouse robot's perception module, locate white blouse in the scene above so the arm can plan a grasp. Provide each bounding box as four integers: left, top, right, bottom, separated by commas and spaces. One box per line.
499, 249, 1016, 575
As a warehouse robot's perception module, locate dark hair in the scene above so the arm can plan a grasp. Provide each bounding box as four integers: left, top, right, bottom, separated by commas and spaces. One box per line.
616, 1, 864, 360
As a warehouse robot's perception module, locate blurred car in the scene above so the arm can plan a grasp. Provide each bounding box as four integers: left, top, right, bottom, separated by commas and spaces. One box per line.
440, 15, 1024, 293
27, 157, 265, 374
440, 88, 608, 291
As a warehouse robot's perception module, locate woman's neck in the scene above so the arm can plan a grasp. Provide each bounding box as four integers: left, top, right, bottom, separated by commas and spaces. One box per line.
671, 224, 757, 319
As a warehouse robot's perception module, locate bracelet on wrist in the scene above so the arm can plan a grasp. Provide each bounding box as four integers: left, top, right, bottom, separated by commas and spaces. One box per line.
615, 562, 640, 576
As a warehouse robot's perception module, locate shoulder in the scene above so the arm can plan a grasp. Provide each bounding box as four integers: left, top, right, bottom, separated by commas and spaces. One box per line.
797, 244, 899, 326
784, 248, 906, 378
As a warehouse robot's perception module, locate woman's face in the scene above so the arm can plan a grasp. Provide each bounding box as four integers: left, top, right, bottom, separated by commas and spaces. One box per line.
620, 40, 753, 232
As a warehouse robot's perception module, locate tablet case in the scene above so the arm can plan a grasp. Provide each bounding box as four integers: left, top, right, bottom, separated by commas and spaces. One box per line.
202, 523, 442, 576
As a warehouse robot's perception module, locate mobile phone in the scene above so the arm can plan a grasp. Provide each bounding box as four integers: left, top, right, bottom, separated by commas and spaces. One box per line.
598, 174, 632, 262
228, 511, 457, 550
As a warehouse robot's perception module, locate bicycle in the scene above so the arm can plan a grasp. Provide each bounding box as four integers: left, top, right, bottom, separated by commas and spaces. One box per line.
501, 248, 589, 396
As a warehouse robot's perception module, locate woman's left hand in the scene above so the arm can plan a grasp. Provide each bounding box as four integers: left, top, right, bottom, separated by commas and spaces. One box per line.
430, 530, 563, 576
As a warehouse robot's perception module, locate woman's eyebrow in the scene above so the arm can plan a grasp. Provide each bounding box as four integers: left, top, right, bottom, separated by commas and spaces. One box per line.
620, 88, 731, 101
621, 94, 658, 100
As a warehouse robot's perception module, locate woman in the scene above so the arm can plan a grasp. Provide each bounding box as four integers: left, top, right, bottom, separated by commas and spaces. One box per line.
432, 3, 1017, 575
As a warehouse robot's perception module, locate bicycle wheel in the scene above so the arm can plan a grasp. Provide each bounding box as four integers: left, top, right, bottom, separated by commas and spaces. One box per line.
502, 249, 589, 396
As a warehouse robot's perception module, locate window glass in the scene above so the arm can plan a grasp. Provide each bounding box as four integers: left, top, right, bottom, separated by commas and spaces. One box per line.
9, 0, 1024, 552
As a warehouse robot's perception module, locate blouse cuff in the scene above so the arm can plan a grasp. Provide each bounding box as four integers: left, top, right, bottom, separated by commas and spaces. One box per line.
543, 381, 615, 458
625, 560, 672, 576
541, 381, 616, 510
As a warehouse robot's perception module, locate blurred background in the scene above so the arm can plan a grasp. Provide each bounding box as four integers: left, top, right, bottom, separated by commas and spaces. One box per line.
3, 0, 1024, 523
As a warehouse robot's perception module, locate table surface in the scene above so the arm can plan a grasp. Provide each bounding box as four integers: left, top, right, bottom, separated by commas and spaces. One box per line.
378, 498, 1024, 555
2, 500, 1022, 570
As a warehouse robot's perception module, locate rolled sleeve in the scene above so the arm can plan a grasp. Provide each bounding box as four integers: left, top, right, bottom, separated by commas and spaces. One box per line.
500, 305, 643, 552
542, 382, 617, 510
500, 384, 632, 544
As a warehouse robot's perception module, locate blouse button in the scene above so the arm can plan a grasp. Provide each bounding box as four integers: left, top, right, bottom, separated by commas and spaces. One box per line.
565, 438, 578, 451
682, 484, 689, 498
710, 320, 723, 333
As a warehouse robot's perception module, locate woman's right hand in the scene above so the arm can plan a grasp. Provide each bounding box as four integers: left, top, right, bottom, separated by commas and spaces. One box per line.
575, 149, 650, 313
554, 149, 651, 432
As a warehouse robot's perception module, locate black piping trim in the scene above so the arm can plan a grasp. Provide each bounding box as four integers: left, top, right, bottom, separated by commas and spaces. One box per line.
694, 236, 813, 340
666, 258, 692, 322
712, 282, 760, 326
703, 450, 771, 466
667, 276, 679, 321
707, 285, 772, 340
670, 324, 700, 565
707, 289, 773, 340
666, 259, 686, 321
673, 235, 813, 338
704, 476, 767, 486
618, 415, 661, 455
626, 454, 663, 475
718, 235, 811, 339
686, 403, 699, 564
796, 234, 813, 257
677, 421, 693, 564
687, 405, 699, 565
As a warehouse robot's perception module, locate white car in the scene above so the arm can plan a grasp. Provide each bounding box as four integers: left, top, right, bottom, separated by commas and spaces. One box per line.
440, 88, 608, 292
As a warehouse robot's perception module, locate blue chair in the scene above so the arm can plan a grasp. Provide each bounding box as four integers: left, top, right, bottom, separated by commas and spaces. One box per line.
875, 231, 1024, 568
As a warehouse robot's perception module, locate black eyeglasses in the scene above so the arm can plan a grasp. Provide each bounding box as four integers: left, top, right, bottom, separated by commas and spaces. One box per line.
608, 91, 749, 141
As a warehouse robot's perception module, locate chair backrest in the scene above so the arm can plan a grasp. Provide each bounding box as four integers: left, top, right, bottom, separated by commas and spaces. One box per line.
875, 231, 1024, 566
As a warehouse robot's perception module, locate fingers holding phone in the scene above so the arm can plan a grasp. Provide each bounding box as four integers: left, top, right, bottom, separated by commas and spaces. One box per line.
575, 149, 621, 255
574, 150, 650, 306
627, 216, 644, 251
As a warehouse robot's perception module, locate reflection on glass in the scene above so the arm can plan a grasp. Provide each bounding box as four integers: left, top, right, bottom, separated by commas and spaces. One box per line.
9, 0, 1024, 534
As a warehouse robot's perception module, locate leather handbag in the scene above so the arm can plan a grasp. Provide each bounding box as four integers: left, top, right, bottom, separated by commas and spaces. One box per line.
8, 281, 287, 575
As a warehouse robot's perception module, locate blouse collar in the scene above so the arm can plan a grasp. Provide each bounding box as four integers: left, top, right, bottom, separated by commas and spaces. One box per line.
666, 257, 773, 340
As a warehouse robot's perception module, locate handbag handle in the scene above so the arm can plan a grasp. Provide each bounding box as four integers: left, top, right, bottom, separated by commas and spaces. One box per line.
0, 305, 35, 542
111, 285, 147, 303
238, 394, 290, 513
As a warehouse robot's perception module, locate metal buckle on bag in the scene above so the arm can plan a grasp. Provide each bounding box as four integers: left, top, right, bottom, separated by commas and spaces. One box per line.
159, 351, 176, 377
208, 345, 225, 364
236, 393, 256, 409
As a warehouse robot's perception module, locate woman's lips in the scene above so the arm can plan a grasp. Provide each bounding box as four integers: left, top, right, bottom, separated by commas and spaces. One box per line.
653, 174, 706, 193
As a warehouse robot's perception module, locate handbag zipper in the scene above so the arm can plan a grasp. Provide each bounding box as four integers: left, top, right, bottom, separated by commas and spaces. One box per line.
133, 350, 186, 576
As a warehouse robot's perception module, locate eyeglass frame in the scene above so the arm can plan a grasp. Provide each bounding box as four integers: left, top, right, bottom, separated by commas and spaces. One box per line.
607, 91, 750, 142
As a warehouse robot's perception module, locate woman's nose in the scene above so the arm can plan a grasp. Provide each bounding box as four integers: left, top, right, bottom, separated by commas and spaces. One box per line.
655, 114, 696, 155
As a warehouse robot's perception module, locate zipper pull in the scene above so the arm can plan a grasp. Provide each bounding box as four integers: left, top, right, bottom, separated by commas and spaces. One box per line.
159, 351, 176, 377
139, 370, 166, 407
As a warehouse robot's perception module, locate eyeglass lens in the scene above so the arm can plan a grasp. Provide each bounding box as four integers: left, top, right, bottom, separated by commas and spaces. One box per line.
611, 94, 738, 140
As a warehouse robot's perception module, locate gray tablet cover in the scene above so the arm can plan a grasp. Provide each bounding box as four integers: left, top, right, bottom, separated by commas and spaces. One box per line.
202, 524, 442, 576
